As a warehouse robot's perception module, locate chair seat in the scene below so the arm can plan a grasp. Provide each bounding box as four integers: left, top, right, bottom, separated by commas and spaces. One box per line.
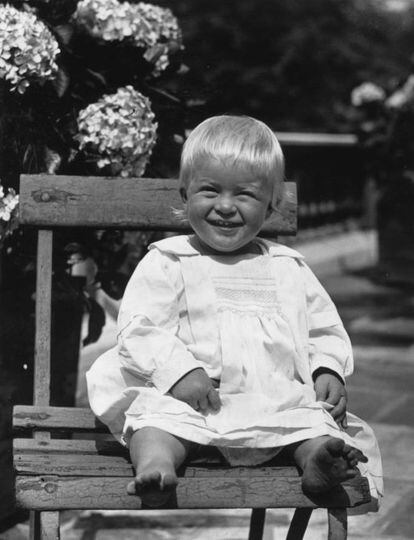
13, 406, 371, 511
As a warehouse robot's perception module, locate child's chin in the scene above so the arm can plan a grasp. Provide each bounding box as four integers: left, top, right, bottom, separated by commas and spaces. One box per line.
210, 241, 258, 256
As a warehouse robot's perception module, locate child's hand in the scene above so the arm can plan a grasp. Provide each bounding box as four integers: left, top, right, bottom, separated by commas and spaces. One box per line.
170, 368, 221, 413
314, 373, 347, 428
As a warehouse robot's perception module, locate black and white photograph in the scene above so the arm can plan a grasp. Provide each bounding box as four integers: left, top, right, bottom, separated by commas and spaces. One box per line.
1, 1, 413, 538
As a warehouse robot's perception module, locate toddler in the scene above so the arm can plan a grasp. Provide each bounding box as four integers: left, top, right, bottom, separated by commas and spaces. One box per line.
87, 115, 382, 509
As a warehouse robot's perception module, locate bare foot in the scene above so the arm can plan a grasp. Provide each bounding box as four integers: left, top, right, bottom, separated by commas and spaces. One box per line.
127, 464, 178, 507
295, 437, 368, 494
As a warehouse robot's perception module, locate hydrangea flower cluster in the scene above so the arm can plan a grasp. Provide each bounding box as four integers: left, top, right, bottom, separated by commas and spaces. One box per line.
76, 86, 158, 177
0, 5, 60, 94
351, 82, 386, 107
351, 77, 414, 182
0, 184, 19, 243
385, 75, 414, 110
73, 0, 181, 74
351, 78, 414, 111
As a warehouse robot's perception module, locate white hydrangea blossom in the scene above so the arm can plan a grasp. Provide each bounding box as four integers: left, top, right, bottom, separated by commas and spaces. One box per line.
386, 75, 414, 110
351, 82, 386, 107
0, 185, 19, 243
73, 0, 181, 74
76, 86, 158, 177
0, 5, 60, 93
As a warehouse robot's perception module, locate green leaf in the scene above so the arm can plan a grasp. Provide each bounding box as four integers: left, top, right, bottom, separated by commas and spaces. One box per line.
85, 69, 107, 87
54, 24, 74, 46
52, 68, 70, 98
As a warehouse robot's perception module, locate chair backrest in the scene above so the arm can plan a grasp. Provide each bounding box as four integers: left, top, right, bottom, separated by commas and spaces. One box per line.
19, 173, 297, 410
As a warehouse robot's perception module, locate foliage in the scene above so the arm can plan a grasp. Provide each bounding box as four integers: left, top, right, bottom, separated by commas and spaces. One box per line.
74, 0, 182, 75
163, 0, 414, 132
1, 0, 414, 258
0, 184, 19, 245
350, 75, 414, 183
75, 85, 158, 177
2, 0, 414, 184
0, 0, 186, 192
0, 4, 60, 93
0, 0, 188, 303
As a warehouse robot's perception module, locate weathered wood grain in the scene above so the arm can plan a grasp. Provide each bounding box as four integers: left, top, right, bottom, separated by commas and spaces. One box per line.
14, 449, 133, 477
34, 231, 53, 408
15, 475, 370, 511
14, 444, 299, 478
13, 406, 105, 431
14, 438, 123, 455
19, 175, 297, 235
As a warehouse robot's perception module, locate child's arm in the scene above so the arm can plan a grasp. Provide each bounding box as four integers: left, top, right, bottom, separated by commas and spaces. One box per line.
300, 261, 352, 428
301, 261, 353, 384
118, 250, 208, 395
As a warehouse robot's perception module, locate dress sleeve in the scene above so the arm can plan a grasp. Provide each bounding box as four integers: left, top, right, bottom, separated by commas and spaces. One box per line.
117, 249, 204, 394
300, 261, 353, 380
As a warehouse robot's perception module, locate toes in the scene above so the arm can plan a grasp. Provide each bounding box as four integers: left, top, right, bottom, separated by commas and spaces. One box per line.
326, 437, 345, 457
127, 471, 163, 495
161, 473, 178, 491
337, 443, 368, 465
345, 447, 368, 464
342, 443, 354, 456
139, 471, 162, 487
345, 449, 358, 465
358, 452, 368, 463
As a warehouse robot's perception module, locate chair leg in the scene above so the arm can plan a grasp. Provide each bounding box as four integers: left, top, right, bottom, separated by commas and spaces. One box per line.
248, 508, 266, 540
30, 511, 60, 540
327, 508, 347, 540
285, 508, 313, 540
29, 511, 40, 540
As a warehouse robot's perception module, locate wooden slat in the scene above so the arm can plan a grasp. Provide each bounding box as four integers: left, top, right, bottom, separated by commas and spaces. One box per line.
15, 475, 370, 511
19, 175, 297, 235
15, 447, 133, 477
14, 438, 123, 455
14, 442, 299, 478
34, 231, 53, 408
29, 511, 40, 540
32, 511, 60, 540
13, 406, 105, 431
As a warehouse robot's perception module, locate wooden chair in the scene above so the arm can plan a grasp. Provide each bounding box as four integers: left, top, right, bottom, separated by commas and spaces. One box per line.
13, 174, 371, 540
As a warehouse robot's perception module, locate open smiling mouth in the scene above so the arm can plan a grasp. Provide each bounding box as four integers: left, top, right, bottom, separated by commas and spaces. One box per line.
208, 220, 242, 228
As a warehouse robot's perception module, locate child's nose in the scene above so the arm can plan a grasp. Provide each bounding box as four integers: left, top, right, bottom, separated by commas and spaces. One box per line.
215, 194, 236, 214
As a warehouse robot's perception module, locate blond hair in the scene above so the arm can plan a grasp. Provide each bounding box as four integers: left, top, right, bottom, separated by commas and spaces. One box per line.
179, 115, 285, 210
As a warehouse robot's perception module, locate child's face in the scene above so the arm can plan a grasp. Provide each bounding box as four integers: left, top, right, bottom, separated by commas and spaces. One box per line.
181, 157, 273, 254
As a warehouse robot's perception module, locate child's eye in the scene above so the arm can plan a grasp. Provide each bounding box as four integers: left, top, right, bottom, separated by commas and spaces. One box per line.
239, 191, 256, 198
200, 185, 217, 193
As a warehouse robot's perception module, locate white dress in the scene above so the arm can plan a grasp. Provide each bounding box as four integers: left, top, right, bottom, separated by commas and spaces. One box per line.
87, 234, 383, 506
